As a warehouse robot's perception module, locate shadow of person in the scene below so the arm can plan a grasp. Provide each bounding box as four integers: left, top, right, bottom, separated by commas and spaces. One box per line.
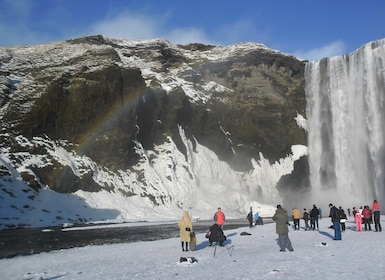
226, 232, 237, 238
318, 230, 334, 239
195, 240, 211, 251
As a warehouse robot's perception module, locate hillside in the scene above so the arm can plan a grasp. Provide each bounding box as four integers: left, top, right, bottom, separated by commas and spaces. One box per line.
0, 35, 308, 229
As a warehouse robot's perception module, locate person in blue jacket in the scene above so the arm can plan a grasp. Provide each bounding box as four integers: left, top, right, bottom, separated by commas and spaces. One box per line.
254, 212, 263, 225
254, 212, 259, 223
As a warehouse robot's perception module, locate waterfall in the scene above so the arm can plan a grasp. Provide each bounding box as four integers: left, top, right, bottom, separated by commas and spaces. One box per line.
305, 39, 385, 207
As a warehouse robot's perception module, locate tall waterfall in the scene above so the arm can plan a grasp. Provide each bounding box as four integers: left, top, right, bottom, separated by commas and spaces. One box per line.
305, 39, 385, 207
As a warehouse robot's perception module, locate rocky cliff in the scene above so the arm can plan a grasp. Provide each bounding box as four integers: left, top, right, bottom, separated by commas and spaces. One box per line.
0, 35, 308, 228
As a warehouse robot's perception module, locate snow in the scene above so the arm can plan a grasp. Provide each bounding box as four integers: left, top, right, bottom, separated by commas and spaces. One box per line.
294, 113, 307, 131
0, 126, 307, 229
1, 216, 384, 279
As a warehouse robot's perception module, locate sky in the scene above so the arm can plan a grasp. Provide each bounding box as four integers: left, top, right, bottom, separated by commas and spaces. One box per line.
1, 217, 384, 279
1, 0, 385, 60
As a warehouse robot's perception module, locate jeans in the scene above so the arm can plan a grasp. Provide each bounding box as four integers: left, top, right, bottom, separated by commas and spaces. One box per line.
333, 221, 341, 240
293, 219, 300, 230
311, 218, 319, 230
373, 211, 382, 232
278, 233, 293, 251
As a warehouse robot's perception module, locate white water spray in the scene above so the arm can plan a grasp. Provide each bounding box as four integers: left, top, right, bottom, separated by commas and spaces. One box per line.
305, 39, 385, 207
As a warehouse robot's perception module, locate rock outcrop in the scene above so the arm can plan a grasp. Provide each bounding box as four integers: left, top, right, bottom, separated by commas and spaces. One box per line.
0, 35, 307, 227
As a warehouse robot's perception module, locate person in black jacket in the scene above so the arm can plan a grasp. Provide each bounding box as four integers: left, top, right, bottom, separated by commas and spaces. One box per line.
246, 211, 254, 228
339, 206, 347, 232
309, 205, 320, 230
329, 203, 342, 240
303, 209, 310, 231
206, 223, 226, 246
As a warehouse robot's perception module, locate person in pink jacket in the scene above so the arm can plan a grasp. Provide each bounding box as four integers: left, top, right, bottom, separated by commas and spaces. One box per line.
355, 211, 362, 231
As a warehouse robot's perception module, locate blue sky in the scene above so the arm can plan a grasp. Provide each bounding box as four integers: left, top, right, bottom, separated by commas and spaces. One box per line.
1, 0, 385, 60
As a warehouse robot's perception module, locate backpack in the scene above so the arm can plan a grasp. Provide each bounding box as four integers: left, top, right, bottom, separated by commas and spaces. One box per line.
339, 210, 347, 219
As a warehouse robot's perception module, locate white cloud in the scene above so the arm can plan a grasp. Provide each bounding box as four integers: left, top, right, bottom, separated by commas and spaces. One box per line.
217, 19, 270, 45
90, 11, 271, 46
91, 11, 213, 45
91, 11, 163, 40
293, 40, 347, 61
167, 28, 213, 45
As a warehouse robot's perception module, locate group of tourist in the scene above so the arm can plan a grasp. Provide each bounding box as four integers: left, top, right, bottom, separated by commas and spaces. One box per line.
292, 205, 322, 231
178, 207, 226, 251
290, 200, 382, 235
328, 200, 382, 240
177, 200, 381, 252
272, 204, 322, 252
274, 199, 381, 251
351, 200, 382, 232
246, 208, 263, 227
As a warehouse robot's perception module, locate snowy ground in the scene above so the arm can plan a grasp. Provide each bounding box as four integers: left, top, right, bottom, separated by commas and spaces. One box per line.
1, 215, 384, 280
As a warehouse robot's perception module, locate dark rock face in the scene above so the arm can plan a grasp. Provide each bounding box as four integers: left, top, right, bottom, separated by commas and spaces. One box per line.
0, 35, 307, 194
187, 50, 306, 170
17, 65, 146, 171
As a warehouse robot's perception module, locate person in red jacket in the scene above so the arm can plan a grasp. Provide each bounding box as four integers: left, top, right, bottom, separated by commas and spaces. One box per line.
362, 206, 372, 231
372, 200, 382, 232
214, 207, 225, 228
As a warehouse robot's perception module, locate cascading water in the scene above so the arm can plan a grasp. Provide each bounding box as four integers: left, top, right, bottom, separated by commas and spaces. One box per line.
305, 39, 385, 207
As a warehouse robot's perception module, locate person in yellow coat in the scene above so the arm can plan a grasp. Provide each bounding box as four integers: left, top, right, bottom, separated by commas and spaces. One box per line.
178, 211, 193, 251
292, 207, 301, 231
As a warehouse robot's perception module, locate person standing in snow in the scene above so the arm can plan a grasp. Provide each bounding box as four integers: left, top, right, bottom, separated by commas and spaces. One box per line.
303, 208, 310, 231
329, 203, 342, 240
292, 207, 301, 231
339, 206, 347, 232
214, 207, 225, 229
352, 206, 359, 218
362, 205, 372, 231
246, 210, 254, 228
310, 205, 320, 230
178, 211, 193, 251
272, 205, 294, 252
354, 209, 362, 231
372, 200, 382, 232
